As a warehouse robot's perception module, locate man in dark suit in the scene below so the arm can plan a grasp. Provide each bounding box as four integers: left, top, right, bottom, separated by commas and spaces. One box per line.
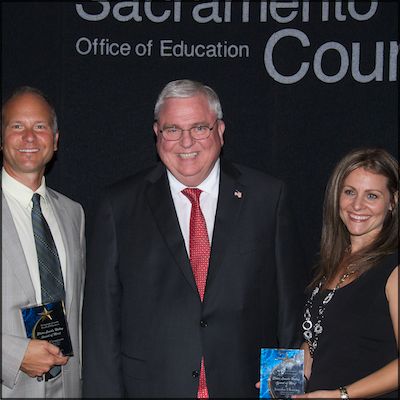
83, 79, 306, 398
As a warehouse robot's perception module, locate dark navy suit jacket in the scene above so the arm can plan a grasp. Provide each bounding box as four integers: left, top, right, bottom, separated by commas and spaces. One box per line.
83, 159, 306, 398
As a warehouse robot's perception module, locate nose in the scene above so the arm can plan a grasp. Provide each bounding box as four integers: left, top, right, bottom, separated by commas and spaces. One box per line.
352, 195, 365, 211
179, 129, 195, 148
21, 128, 35, 142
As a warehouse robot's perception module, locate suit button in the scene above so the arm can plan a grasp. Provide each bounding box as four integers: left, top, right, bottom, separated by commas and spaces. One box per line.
200, 320, 208, 328
192, 370, 199, 378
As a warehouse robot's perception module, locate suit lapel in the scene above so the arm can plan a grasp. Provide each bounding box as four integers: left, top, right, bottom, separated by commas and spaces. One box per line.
206, 161, 244, 296
47, 190, 74, 315
146, 165, 198, 295
2, 194, 36, 303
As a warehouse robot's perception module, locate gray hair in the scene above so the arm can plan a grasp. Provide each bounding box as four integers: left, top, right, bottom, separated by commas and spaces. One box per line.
154, 79, 223, 120
2, 86, 58, 134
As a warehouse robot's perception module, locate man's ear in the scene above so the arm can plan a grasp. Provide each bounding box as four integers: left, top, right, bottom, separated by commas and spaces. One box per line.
153, 122, 159, 137
53, 132, 59, 151
217, 119, 225, 146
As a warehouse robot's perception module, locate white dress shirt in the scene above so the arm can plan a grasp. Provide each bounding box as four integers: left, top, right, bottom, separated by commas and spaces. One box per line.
2, 168, 67, 305
167, 159, 220, 256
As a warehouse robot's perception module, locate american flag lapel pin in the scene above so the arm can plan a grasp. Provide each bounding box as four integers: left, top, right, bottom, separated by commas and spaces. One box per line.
234, 190, 243, 199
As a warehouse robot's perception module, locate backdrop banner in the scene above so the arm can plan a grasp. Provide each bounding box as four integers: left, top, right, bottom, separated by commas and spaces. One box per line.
2, 1, 398, 265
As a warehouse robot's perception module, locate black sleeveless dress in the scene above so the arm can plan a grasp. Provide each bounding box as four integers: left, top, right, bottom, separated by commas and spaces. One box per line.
306, 253, 398, 398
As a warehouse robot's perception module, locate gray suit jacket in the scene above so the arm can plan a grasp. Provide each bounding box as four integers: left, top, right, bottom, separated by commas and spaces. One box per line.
1, 188, 86, 398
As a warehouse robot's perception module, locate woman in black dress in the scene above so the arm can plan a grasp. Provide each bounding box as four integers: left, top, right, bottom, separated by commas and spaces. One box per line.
294, 148, 398, 399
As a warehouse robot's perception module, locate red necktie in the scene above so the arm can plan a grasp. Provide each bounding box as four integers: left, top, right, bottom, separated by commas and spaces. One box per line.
182, 188, 210, 398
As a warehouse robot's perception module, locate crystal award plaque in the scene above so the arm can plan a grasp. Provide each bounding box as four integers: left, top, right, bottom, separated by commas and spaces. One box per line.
260, 348, 304, 399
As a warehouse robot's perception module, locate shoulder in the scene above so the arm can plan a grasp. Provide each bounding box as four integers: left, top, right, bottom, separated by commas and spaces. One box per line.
223, 159, 285, 191
104, 162, 163, 198
383, 253, 399, 288
379, 253, 399, 275
385, 265, 398, 303
363, 252, 399, 284
387, 265, 399, 281
47, 187, 84, 214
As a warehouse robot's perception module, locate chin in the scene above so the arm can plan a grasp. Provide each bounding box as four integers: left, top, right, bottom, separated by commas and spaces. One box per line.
176, 167, 201, 178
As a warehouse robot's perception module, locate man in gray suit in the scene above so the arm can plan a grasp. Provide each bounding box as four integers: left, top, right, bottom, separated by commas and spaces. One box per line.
1, 87, 85, 398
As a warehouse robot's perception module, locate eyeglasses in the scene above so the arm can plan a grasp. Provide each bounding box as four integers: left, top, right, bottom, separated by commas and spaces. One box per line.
158, 119, 219, 141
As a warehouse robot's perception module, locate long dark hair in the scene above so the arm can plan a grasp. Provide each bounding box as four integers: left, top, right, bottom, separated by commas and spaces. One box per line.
310, 148, 398, 289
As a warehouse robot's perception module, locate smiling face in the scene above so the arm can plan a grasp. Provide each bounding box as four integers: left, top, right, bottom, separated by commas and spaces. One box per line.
339, 167, 394, 251
1, 92, 58, 190
154, 94, 225, 187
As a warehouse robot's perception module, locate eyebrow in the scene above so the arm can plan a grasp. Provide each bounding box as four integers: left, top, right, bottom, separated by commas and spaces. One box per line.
343, 185, 385, 194
162, 121, 209, 127
8, 119, 50, 124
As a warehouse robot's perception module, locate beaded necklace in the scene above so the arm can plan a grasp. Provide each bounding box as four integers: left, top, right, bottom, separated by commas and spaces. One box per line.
302, 269, 355, 357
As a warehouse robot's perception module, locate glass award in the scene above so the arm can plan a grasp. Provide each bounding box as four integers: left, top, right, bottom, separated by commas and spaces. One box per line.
21, 300, 73, 356
260, 348, 304, 399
